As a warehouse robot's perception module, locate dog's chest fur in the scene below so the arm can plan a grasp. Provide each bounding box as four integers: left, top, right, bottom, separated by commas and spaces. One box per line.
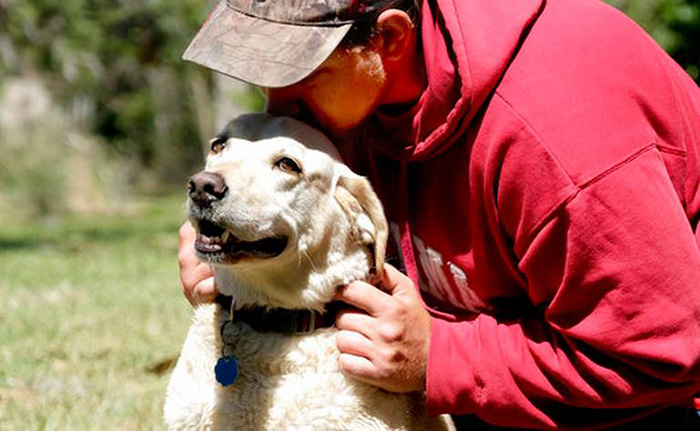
164, 303, 440, 430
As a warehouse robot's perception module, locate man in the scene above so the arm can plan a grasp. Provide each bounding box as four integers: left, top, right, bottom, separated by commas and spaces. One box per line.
177, 0, 700, 428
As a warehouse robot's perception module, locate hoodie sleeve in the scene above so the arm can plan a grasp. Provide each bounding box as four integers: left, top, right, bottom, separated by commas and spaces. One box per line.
425, 145, 700, 429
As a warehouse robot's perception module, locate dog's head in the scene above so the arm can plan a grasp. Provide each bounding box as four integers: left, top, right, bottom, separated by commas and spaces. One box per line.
187, 114, 387, 308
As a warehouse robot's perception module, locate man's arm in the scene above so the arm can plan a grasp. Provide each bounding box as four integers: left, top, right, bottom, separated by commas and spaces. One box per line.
336, 149, 700, 429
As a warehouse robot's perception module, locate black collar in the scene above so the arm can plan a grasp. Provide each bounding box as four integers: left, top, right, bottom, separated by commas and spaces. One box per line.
215, 295, 338, 335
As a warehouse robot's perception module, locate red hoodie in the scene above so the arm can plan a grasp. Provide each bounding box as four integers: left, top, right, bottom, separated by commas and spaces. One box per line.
350, 0, 700, 429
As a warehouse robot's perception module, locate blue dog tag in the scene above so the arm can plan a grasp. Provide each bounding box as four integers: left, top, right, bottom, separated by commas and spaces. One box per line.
215, 356, 239, 386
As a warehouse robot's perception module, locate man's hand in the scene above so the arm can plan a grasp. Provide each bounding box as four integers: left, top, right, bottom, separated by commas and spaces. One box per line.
335, 264, 431, 393
178, 221, 218, 305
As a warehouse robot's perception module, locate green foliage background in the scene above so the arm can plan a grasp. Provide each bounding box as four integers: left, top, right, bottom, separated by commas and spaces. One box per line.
0, 0, 225, 200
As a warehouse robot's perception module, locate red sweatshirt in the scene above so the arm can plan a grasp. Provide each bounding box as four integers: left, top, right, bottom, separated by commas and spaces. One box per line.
351, 0, 700, 428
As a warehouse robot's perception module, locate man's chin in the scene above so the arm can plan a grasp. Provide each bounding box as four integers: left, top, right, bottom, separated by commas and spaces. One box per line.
304, 118, 356, 141
325, 120, 368, 142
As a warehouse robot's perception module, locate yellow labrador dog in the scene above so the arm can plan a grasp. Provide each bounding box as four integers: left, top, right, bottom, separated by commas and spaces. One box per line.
164, 114, 453, 430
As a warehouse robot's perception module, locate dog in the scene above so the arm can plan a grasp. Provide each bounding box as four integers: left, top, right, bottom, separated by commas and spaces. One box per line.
164, 114, 454, 430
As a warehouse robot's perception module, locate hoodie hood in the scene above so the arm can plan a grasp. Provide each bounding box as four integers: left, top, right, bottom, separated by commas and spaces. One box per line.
368, 0, 545, 161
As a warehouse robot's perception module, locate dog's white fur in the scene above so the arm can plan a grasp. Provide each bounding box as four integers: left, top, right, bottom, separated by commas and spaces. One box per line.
164, 114, 454, 430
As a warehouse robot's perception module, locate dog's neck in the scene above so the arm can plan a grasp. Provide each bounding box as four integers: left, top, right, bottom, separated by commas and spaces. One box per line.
212, 223, 374, 313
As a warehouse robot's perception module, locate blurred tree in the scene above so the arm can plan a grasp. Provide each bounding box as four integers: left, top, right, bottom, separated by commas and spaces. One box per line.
0, 0, 244, 188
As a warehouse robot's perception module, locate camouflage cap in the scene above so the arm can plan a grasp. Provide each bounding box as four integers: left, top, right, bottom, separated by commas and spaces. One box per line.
183, 0, 406, 88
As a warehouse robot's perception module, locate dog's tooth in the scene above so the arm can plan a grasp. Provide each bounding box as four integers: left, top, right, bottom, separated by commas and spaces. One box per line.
222, 231, 230, 243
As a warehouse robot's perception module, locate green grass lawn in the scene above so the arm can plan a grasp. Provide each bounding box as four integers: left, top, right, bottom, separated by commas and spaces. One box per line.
0, 194, 193, 430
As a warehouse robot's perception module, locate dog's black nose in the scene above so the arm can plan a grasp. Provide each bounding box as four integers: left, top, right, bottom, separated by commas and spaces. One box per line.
188, 172, 228, 205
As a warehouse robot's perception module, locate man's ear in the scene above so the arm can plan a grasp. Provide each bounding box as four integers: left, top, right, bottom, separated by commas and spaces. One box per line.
334, 171, 388, 278
375, 9, 414, 62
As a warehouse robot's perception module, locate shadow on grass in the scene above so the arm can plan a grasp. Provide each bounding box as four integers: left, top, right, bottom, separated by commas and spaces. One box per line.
0, 238, 46, 251
0, 221, 181, 252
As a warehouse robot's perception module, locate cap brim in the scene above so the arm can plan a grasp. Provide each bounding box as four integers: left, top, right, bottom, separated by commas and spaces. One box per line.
183, 1, 352, 88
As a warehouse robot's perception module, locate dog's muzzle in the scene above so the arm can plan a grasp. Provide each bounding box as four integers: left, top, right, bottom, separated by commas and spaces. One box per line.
187, 171, 289, 262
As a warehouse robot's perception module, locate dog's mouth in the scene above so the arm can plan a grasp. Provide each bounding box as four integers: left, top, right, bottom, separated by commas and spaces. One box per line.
194, 219, 288, 262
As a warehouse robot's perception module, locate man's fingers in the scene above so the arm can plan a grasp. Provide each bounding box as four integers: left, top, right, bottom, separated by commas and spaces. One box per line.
379, 263, 411, 294
192, 277, 218, 305
335, 308, 376, 334
336, 329, 373, 358
335, 280, 390, 316
180, 265, 217, 306
338, 353, 379, 384
177, 222, 200, 272
178, 221, 218, 305
180, 259, 213, 289
178, 220, 197, 242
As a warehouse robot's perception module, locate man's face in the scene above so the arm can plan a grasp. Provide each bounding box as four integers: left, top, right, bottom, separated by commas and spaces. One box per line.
263, 46, 387, 139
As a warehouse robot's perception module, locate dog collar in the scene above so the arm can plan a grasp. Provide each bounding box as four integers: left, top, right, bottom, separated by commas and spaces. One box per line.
214, 295, 340, 387
215, 295, 338, 335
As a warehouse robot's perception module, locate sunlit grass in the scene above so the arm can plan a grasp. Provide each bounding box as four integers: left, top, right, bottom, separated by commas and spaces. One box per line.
0, 194, 193, 430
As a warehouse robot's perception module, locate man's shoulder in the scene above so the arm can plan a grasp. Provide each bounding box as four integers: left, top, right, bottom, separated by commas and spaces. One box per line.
486, 0, 690, 186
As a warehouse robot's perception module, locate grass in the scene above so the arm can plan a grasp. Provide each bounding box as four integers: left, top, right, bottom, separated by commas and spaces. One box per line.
0, 193, 193, 430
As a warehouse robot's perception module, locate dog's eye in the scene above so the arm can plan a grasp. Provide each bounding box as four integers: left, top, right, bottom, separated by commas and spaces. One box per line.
209, 137, 227, 154
275, 157, 302, 174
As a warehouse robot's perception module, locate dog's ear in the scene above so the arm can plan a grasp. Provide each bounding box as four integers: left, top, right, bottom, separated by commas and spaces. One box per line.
334, 170, 388, 279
